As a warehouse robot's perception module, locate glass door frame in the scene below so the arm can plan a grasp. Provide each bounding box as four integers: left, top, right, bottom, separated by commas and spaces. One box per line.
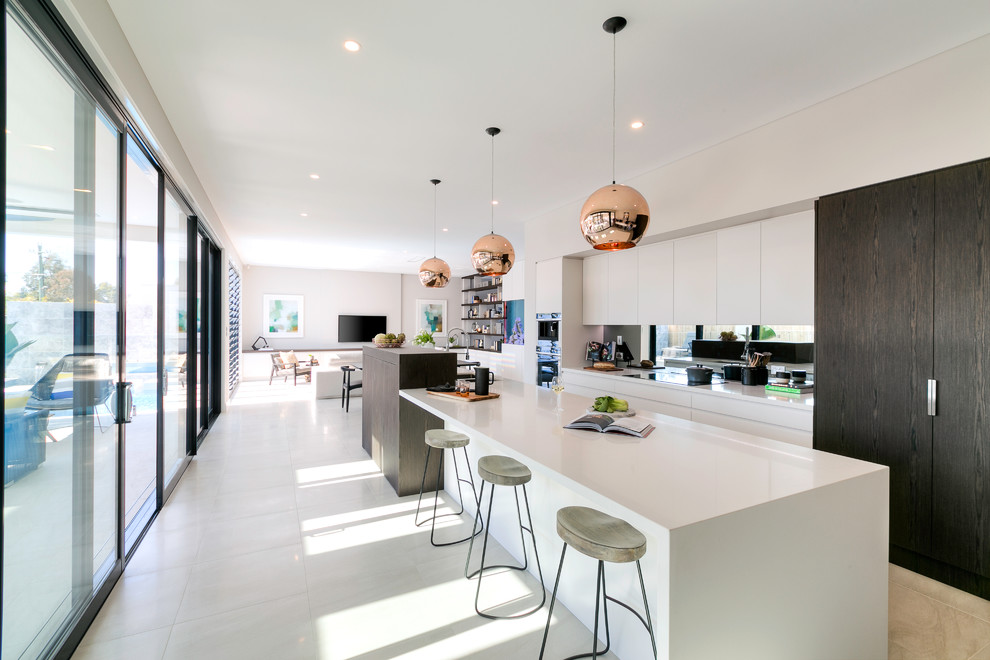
3, 1, 219, 656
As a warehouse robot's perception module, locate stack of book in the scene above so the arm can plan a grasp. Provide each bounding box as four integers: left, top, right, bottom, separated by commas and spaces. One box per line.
765, 382, 814, 395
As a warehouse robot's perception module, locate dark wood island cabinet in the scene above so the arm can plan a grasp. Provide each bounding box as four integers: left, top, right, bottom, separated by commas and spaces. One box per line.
361, 345, 457, 496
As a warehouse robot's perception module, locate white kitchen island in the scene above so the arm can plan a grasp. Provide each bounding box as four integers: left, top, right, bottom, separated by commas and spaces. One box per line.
400, 380, 888, 660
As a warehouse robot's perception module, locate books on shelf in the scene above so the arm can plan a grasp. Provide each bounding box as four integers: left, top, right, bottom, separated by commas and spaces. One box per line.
564, 413, 654, 438
765, 383, 814, 394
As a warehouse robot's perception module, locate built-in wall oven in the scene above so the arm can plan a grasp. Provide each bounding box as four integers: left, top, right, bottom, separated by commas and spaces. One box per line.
536, 312, 561, 387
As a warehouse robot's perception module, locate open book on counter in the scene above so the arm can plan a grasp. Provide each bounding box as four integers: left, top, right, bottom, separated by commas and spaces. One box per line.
564, 413, 654, 438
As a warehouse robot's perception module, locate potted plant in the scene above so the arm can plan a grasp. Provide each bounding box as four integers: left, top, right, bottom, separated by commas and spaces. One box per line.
411, 329, 435, 347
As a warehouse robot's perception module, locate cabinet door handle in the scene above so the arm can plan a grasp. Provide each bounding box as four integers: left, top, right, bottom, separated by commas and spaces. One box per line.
927, 379, 937, 417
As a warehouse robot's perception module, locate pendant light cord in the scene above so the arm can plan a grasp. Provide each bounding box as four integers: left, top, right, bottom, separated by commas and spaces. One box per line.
490, 132, 496, 235
612, 30, 617, 185
433, 183, 438, 257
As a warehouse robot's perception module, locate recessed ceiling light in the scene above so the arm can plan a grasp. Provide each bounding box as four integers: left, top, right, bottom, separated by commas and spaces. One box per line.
442, 228, 448, 232
28, 144, 55, 151
630, 120, 644, 129
491, 200, 498, 205
343, 40, 361, 52
309, 174, 319, 180
300, 212, 308, 217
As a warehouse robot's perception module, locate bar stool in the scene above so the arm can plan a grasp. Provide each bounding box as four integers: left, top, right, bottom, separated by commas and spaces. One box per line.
539, 506, 657, 659
464, 455, 545, 619
340, 365, 361, 413
415, 429, 482, 546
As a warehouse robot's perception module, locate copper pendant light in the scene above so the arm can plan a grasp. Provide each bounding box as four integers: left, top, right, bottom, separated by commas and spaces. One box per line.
471, 127, 515, 275
419, 179, 451, 288
580, 16, 650, 250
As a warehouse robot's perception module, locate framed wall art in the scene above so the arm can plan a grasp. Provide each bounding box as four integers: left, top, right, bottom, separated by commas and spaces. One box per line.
263, 294, 304, 337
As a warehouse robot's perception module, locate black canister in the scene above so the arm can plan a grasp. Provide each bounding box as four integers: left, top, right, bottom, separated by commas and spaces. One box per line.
474, 367, 495, 396
722, 364, 743, 381
741, 366, 769, 386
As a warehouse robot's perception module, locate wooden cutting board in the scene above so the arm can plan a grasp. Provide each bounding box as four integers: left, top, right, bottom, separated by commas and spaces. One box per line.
583, 365, 623, 372
426, 390, 500, 402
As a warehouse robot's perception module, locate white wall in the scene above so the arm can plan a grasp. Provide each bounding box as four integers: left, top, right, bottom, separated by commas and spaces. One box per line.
399, 274, 466, 345
242, 266, 402, 350
524, 34, 990, 264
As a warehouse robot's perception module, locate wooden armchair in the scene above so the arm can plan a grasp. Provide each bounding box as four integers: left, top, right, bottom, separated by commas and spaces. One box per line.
269, 351, 313, 386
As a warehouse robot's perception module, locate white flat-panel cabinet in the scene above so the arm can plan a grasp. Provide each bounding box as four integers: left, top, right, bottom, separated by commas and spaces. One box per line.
582, 254, 608, 324
716, 224, 761, 323
607, 251, 638, 324
501, 261, 524, 301
638, 242, 674, 325
761, 211, 814, 324
674, 234, 717, 324
535, 257, 563, 314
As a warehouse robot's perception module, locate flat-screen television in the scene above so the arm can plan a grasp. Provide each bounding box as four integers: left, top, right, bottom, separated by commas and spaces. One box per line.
338, 315, 387, 342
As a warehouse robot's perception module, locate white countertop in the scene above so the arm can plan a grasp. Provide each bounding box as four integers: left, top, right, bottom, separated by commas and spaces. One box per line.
563, 366, 815, 410
401, 380, 882, 531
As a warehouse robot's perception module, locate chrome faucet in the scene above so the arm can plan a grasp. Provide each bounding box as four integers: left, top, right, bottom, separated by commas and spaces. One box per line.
446, 328, 470, 359
740, 332, 752, 363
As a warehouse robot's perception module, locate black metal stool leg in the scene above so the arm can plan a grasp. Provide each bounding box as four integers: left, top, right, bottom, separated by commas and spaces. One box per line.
539, 543, 569, 659
637, 560, 658, 659
469, 482, 545, 619
465, 481, 487, 578
414, 446, 434, 528
415, 446, 480, 547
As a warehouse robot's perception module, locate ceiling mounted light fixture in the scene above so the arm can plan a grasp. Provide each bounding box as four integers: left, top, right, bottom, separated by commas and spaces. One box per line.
343, 40, 361, 52
580, 16, 650, 251
419, 179, 451, 288
470, 127, 515, 275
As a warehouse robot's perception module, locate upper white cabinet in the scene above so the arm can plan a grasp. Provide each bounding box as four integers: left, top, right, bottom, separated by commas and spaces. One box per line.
607, 250, 639, 325
716, 224, 761, 323
501, 261, 525, 301
637, 242, 674, 325
582, 253, 608, 324
760, 211, 814, 325
535, 257, 563, 314
673, 234, 717, 324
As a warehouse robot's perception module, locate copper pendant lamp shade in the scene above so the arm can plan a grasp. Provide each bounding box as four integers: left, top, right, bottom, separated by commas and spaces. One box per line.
471, 127, 514, 275
470, 233, 515, 275
419, 256, 451, 288
580, 183, 650, 250
581, 16, 650, 250
419, 179, 450, 288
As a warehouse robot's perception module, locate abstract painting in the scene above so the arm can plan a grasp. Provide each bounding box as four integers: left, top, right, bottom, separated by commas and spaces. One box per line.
416, 299, 446, 338
263, 294, 304, 337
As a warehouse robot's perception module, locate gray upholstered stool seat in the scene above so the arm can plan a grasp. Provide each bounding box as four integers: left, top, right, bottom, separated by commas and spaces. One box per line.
477, 455, 532, 487
540, 506, 657, 659
415, 429, 481, 547
465, 454, 544, 619
556, 506, 647, 564
425, 429, 470, 449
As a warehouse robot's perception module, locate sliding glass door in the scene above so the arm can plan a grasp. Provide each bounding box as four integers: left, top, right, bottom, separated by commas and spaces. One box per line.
122, 135, 159, 551
3, 1, 223, 656
3, 6, 120, 656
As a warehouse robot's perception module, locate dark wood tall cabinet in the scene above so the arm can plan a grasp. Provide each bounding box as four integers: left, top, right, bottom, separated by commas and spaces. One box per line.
815, 157, 990, 597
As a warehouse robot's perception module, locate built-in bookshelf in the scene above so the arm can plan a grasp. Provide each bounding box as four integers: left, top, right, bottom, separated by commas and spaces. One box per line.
461, 273, 504, 352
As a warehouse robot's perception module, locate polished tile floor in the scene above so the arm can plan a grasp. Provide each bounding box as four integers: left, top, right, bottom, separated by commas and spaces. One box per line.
71, 380, 990, 659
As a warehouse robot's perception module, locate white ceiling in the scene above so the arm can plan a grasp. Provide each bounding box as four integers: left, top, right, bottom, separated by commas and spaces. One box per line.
104, 0, 990, 275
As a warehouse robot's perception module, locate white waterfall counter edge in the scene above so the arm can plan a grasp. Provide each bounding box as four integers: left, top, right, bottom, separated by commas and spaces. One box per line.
400, 380, 888, 660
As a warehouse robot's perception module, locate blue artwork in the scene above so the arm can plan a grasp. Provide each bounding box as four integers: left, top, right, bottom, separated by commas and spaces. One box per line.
505, 299, 524, 345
